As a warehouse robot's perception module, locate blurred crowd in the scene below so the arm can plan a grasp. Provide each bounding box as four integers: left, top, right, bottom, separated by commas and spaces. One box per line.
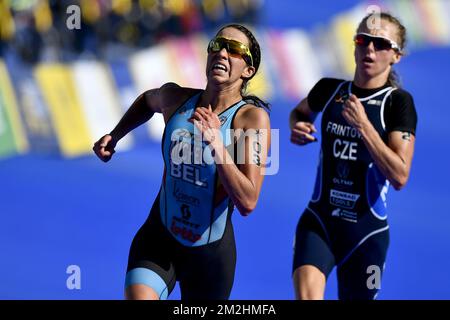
0, 0, 263, 63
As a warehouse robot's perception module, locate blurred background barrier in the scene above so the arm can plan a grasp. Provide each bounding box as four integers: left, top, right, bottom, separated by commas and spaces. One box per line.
1, 0, 449, 158
1, 0, 450, 300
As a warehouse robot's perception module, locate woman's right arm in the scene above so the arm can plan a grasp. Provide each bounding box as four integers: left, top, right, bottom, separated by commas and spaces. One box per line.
92, 83, 176, 162
289, 97, 319, 146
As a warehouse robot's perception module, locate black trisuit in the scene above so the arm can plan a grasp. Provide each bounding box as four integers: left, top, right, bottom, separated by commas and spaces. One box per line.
293, 78, 417, 299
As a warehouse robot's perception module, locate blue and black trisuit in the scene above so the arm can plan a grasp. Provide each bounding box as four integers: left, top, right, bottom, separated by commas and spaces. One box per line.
125, 91, 252, 300
292, 78, 417, 299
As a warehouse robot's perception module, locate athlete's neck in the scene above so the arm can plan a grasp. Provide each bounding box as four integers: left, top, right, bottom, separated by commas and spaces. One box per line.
354, 68, 390, 89
201, 84, 243, 113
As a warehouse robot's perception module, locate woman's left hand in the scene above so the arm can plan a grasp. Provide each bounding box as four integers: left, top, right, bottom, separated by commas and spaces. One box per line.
342, 94, 370, 132
188, 105, 222, 146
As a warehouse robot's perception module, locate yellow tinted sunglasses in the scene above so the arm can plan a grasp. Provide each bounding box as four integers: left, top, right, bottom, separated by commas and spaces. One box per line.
207, 36, 253, 66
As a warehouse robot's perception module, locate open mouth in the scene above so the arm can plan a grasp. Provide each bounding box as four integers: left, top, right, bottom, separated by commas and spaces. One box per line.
363, 56, 374, 63
212, 63, 228, 72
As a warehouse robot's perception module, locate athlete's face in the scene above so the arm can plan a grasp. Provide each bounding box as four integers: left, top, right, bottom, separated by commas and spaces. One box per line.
206, 27, 255, 87
354, 19, 402, 81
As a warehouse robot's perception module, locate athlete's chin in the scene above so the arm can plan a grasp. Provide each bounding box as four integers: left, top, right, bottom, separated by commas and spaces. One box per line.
357, 66, 383, 79
207, 74, 228, 86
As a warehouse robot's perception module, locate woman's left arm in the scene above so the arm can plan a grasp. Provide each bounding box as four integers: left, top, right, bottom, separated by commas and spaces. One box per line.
189, 105, 271, 216
342, 94, 415, 190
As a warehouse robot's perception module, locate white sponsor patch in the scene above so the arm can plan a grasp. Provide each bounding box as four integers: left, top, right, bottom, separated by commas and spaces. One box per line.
330, 189, 360, 209
367, 99, 382, 106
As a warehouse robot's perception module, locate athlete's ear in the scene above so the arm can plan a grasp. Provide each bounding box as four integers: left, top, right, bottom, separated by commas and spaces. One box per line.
242, 65, 256, 80
391, 51, 402, 65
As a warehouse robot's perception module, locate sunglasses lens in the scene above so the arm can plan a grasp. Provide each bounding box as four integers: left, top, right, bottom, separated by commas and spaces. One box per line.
208, 40, 220, 53
374, 38, 392, 50
354, 34, 368, 46
207, 37, 253, 66
226, 43, 240, 55
355, 34, 395, 51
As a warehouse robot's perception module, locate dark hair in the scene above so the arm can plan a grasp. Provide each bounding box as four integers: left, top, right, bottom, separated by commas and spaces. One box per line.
216, 24, 270, 111
357, 12, 407, 88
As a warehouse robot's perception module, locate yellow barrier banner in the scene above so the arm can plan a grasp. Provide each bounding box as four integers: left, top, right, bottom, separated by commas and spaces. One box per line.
34, 64, 91, 157
0, 60, 28, 157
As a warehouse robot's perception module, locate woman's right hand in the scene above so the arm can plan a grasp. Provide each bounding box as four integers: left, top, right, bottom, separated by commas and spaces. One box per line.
93, 134, 117, 162
290, 121, 318, 146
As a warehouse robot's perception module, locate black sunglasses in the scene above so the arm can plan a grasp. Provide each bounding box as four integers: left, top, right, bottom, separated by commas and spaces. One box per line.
354, 33, 401, 53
